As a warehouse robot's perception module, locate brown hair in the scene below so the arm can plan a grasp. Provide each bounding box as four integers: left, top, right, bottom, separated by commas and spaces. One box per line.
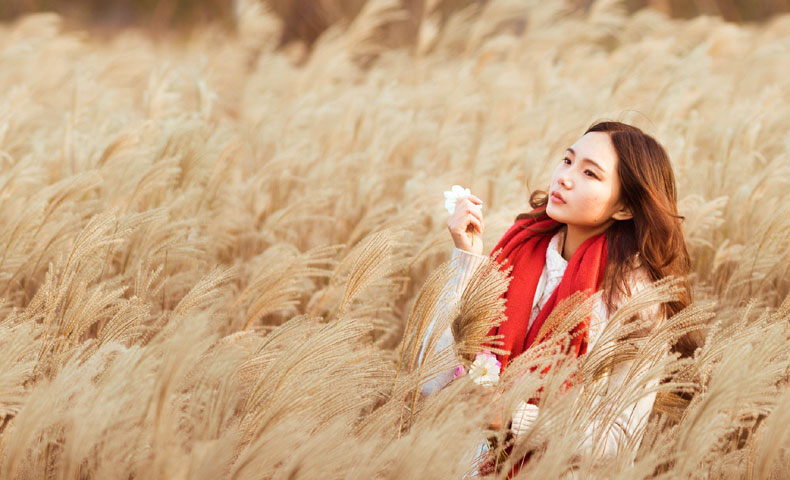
517, 121, 701, 358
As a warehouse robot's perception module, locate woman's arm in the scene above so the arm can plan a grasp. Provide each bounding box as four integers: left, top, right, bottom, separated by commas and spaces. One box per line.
418, 247, 488, 395
578, 352, 660, 460
576, 288, 664, 461
419, 192, 485, 395
509, 338, 661, 461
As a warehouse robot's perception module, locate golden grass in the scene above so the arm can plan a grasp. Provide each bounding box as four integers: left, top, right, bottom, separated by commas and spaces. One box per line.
0, 1, 789, 478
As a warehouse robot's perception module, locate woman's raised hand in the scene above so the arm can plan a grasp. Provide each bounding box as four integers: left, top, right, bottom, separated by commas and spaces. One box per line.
447, 194, 484, 255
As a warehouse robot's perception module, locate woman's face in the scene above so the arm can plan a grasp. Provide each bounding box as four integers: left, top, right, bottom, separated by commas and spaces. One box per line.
545, 131, 631, 229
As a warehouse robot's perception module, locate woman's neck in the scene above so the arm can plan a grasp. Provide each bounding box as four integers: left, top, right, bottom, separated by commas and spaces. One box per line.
561, 221, 614, 262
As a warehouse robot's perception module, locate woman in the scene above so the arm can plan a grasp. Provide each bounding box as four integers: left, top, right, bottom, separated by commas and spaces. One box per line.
420, 121, 696, 476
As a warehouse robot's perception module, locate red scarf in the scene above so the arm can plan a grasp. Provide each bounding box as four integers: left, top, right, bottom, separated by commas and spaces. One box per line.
484, 207, 608, 372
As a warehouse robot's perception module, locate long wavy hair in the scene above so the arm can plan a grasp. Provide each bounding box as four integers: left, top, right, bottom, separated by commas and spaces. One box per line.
517, 121, 700, 358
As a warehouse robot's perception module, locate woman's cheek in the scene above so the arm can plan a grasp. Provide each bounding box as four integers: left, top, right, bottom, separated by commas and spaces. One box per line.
581, 190, 607, 223
594, 191, 615, 223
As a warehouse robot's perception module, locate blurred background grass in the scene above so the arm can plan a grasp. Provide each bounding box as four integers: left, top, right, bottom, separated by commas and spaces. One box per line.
0, 1, 788, 44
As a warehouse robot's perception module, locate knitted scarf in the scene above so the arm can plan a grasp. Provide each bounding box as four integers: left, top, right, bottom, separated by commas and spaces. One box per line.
484, 207, 609, 372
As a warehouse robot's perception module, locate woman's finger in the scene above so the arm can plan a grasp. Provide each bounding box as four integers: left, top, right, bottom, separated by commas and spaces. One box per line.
466, 215, 482, 234
458, 196, 483, 209
458, 198, 484, 222
467, 194, 484, 205
468, 204, 483, 223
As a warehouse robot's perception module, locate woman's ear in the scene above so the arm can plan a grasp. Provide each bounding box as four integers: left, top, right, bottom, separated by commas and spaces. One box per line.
612, 204, 633, 221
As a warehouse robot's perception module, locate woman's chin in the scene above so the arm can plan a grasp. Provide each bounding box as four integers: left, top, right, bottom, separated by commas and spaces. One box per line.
545, 204, 565, 222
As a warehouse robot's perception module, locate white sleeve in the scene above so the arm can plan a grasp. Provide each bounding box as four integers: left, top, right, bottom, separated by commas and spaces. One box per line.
575, 264, 662, 460
419, 248, 488, 396
509, 357, 660, 461
577, 356, 659, 461
446, 247, 489, 298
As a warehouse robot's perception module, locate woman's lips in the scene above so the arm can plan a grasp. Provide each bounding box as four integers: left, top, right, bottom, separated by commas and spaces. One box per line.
550, 191, 566, 204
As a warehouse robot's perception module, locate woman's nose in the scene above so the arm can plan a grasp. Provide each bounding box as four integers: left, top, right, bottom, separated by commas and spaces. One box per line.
558, 174, 573, 189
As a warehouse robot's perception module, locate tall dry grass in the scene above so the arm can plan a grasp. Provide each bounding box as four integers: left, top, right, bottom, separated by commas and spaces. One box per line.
0, 1, 789, 478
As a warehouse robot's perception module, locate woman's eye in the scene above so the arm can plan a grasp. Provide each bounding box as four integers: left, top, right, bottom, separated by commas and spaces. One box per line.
585, 170, 597, 178
563, 157, 571, 164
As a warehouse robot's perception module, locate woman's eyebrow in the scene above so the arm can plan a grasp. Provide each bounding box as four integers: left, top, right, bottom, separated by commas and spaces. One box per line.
566, 148, 605, 173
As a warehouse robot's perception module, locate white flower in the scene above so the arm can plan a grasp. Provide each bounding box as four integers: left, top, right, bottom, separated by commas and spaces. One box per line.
443, 184, 482, 215
468, 351, 500, 387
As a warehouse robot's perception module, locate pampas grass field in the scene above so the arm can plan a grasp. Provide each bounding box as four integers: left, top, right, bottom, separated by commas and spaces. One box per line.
0, 0, 789, 478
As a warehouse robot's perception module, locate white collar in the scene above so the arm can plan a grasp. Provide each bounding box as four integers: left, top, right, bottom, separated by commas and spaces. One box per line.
546, 228, 568, 276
